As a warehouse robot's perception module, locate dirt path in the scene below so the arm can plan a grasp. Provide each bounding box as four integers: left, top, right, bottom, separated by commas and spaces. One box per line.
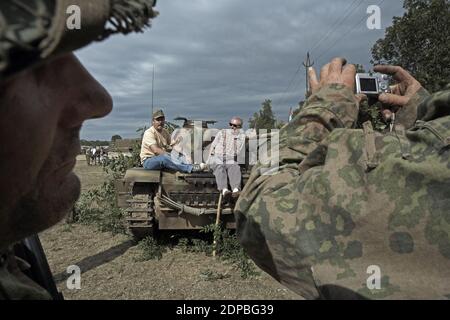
39, 157, 302, 300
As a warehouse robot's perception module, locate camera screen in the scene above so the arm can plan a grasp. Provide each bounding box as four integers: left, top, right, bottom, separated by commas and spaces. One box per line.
359, 78, 378, 92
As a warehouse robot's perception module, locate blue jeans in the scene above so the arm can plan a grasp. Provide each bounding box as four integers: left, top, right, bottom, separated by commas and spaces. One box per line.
143, 153, 193, 173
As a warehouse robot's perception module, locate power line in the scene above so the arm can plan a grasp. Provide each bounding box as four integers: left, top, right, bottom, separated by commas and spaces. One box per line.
315, 0, 387, 62
277, 0, 388, 111
277, 0, 366, 108
276, 60, 304, 108
310, 0, 365, 54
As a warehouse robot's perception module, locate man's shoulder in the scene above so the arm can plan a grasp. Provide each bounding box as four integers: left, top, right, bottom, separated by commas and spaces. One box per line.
213, 129, 224, 139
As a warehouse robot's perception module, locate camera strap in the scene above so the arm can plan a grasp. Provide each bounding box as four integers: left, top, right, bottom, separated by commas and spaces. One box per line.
389, 112, 396, 133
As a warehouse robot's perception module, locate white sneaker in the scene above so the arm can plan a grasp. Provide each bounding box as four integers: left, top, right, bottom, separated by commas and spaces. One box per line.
232, 188, 240, 193
199, 163, 207, 170
222, 188, 230, 196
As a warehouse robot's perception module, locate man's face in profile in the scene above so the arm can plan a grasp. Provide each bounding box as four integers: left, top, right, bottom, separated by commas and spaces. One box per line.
0, 53, 112, 248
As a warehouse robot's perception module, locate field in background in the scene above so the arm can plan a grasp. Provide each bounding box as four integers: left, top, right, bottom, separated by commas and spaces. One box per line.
39, 156, 302, 300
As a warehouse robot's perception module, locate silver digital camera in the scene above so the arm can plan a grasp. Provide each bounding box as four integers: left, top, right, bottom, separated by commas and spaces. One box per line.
355, 73, 390, 96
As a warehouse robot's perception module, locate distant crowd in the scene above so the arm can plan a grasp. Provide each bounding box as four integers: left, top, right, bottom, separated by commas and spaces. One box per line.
83, 146, 109, 166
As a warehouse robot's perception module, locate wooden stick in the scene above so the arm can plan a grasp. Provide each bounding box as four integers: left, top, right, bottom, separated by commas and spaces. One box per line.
213, 192, 223, 257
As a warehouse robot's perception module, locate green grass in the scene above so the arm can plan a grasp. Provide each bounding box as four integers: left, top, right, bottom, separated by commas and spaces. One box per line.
134, 225, 260, 279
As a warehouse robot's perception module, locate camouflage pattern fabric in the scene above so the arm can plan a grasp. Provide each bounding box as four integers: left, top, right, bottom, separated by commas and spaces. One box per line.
0, 249, 51, 300
235, 83, 450, 299
0, 0, 158, 81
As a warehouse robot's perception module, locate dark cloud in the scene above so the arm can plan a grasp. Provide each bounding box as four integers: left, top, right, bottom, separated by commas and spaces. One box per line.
78, 0, 405, 140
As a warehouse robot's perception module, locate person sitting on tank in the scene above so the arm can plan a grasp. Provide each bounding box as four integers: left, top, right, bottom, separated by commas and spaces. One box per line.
207, 116, 246, 198
140, 109, 207, 173
171, 126, 194, 164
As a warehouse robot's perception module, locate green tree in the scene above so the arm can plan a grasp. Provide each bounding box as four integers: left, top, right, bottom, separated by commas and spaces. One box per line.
111, 134, 122, 142
355, 64, 366, 73
249, 99, 276, 130
275, 120, 286, 129
371, 0, 450, 92
80, 139, 109, 147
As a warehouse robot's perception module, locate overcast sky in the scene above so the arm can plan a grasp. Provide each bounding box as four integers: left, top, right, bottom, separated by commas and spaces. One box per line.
78, 0, 405, 140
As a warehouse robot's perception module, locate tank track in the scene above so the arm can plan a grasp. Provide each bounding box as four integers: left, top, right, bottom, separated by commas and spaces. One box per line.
126, 193, 155, 240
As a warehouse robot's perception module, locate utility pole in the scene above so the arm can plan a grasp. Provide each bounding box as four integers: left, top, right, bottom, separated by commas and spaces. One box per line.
303, 52, 314, 99
151, 64, 155, 116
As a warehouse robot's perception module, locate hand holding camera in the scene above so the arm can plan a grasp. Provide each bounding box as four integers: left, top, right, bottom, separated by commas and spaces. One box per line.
372, 65, 423, 107
356, 65, 423, 121
356, 65, 422, 107
308, 57, 423, 121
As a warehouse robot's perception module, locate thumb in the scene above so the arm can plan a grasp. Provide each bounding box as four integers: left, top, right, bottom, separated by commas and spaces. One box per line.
378, 93, 409, 107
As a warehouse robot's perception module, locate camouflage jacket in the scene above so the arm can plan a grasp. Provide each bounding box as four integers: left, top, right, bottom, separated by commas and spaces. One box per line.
235, 83, 450, 299
0, 248, 50, 300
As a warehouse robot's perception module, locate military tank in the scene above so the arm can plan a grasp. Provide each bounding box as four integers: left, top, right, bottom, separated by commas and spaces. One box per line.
115, 118, 252, 239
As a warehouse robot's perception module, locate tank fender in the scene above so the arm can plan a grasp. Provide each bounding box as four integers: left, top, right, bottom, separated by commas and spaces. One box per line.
124, 168, 161, 184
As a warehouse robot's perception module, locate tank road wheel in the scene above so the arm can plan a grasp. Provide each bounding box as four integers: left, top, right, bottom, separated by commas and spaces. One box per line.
126, 193, 155, 240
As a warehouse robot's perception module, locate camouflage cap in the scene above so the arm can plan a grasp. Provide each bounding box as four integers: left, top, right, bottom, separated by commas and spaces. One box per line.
152, 109, 164, 119
0, 0, 158, 81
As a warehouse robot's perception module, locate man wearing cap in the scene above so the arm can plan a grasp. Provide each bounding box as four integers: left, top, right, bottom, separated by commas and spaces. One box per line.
0, 0, 158, 299
140, 109, 206, 173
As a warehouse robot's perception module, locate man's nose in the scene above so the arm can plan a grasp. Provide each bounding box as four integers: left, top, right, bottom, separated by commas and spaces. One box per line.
71, 55, 113, 122
77, 81, 113, 121
51, 54, 113, 127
